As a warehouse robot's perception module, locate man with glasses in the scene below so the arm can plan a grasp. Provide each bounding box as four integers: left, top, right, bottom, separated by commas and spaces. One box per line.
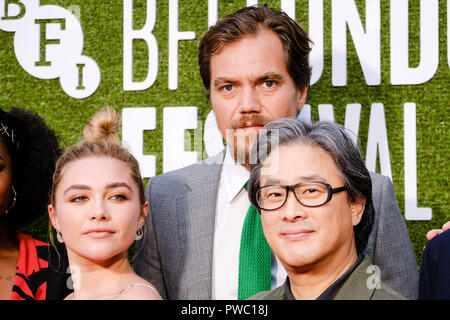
248, 118, 405, 300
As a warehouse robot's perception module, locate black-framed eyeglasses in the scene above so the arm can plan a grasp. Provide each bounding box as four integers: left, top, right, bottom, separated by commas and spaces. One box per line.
255, 182, 347, 211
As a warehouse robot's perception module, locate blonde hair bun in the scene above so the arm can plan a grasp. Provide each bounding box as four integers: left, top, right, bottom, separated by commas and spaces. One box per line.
83, 107, 120, 144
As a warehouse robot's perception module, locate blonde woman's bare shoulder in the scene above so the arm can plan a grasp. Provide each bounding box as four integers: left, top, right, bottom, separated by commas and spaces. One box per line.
114, 281, 163, 300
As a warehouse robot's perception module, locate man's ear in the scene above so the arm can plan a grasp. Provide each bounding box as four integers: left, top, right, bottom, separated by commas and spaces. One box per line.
350, 197, 366, 226
48, 204, 60, 231
296, 86, 309, 113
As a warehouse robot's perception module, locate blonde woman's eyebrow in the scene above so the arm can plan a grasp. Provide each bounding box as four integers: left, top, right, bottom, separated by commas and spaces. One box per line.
63, 184, 91, 196
63, 182, 132, 196
105, 182, 132, 191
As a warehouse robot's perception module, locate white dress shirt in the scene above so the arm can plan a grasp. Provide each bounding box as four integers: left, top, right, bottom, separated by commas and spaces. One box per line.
211, 148, 287, 300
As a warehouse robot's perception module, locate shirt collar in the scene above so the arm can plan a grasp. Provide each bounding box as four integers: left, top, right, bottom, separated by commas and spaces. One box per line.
284, 254, 365, 300
222, 147, 250, 203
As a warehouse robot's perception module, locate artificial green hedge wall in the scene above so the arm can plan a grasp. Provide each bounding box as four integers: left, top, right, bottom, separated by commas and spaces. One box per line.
0, 0, 448, 269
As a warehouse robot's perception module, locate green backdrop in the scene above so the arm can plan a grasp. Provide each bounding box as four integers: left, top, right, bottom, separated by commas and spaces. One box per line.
0, 0, 448, 268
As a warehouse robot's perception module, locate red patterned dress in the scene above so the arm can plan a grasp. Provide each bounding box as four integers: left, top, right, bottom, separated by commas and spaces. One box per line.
10, 233, 72, 300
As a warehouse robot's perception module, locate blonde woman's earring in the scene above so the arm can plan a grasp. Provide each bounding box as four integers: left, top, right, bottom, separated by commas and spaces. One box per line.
57, 231, 64, 243
135, 228, 144, 241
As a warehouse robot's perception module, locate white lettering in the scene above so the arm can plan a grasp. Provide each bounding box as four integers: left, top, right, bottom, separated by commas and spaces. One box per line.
390, 0, 439, 85
0, 0, 32, 33
281, 0, 295, 19
332, 0, 380, 86
181, 304, 215, 318
365, 103, 392, 180
4, 3, 100, 98
163, 107, 199, 173
204, 110, 225, 158
366, 265, 381, 289
208, 0, 217, 27
0, 0, 25, 22
404, 103, 432, 220
122, 107, 156, 179
168, 0, 195, 90
309, 0, 324, 86
301, 103, 361, 145
60, 55, 101, 99
297, 104, 311, 124
123, 0, 158, 91
344, 103, 361, 145
318, 104, 334, 122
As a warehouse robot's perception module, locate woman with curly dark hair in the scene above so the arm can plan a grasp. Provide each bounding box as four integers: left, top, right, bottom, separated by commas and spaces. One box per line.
0, 107, 71, 300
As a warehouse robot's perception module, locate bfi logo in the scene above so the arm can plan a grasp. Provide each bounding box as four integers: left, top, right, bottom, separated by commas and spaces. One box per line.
0, 0, 100, 99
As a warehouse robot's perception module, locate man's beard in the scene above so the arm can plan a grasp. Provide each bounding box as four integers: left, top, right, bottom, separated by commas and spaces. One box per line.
226, 114, 271, 167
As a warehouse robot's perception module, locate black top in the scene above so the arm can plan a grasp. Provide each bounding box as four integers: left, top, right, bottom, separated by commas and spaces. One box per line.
419, 229, 450, 300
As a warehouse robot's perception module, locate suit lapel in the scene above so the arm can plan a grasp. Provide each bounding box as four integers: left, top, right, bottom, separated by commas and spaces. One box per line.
334, 255, 375, 300
177, 150, 225, 299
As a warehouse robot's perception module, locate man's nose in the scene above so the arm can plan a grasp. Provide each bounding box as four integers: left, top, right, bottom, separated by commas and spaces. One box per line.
280, 191, 307, 221
237, 86, 262, 113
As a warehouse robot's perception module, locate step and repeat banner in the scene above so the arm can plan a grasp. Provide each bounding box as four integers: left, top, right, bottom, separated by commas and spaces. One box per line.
0, 0, 448, 263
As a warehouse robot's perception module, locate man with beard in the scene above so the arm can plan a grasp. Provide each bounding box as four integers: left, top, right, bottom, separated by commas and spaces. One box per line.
135, 5, 418, 300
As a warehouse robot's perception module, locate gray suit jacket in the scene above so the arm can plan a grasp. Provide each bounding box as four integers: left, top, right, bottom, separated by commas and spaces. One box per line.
249, 255, 407, 300
135, 151, 419, 300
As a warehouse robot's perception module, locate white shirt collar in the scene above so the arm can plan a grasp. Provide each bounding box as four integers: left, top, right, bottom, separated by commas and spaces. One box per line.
222, 147, 250, 203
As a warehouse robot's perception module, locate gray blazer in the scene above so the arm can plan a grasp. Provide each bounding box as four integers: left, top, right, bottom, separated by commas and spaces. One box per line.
249, 255, 407, 300
135, 151, 419, 300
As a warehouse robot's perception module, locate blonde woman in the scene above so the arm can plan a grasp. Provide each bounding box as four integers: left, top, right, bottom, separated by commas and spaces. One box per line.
48, 107, 161, 300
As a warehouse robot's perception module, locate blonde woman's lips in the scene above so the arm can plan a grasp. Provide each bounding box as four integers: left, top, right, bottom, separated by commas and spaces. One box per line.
83, 227, 115, 238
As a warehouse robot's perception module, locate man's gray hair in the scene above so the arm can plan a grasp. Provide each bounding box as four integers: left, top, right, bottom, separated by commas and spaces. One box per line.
248, 118, 374, 254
